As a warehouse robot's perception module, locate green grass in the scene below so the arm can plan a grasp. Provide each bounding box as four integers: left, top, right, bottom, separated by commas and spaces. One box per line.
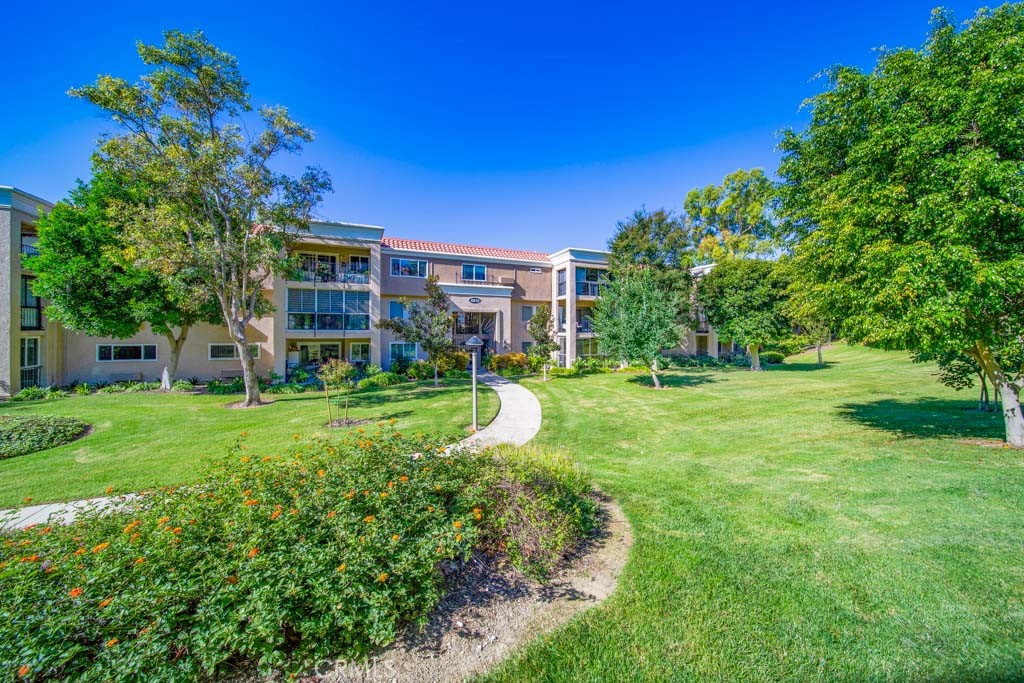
0, 381, 497, 508
484, 344, 1023, 682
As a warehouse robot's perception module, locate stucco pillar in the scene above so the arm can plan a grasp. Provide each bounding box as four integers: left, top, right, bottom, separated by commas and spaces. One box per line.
270, 276, 288, 380
566, 265, 577, 367
0, 208, 13, 395
368, 243, 383, 366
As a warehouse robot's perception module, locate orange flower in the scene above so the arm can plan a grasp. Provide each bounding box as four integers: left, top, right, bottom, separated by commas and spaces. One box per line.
91, 542, 110, 553
225, 575, 239, 585
364, 515, 375, 523
123, 520, 141, 534
387, 481, 394, 489
106, 638, 119, 648
456, 534, 462, 542
39, 526, 52, 535
99, 598, 112, 609
170, 527, 182, 535
240, 456, 250, 463
290, 508, 299, 515
134, 557, 146, 565
399, 475, 409, 482
23, 497, 31, 504
326, 510, 336, 519
69, 587, 83, 599
244, 499, 259, 507
317, 469, 325, 478
427, 505, 435, 512
377, 572, 389, 583
453, 521, 462, 529
105, 487, 114, 494
18, 665, 29, 678
345, 490, 356, 500
157, 516, 170, 525
73, 548, 85, 556
247, 547, 259, 559
270, 508, 282, 520
379, 492, 388, 499
129, 533, 141, 542
243, 489, 252, 496
392, 534, 400, 542
336, 564, 346, 572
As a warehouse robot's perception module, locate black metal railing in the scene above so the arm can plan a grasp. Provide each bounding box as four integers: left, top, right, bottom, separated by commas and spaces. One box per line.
21, 306, 43, 330
286, 313, 370, 331
575, 281, 606, 297
456, 273, 504, 285
289, 264, 370, 285
20, 366, 44, 389
20, 242, 40, 258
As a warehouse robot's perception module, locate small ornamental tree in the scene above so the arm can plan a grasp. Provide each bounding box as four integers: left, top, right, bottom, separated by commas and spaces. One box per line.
317, 358, 356, 424
696, 258, 791, 371
376, 275, 453, 386
27, 173, 220, 387
592, 269, 679, 388
70, 30, 331, 407
526, 303, 559, 368
777, 6, 1024, 445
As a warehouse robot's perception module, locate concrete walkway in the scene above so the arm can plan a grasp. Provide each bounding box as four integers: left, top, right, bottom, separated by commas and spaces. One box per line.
1, 373, 543, 531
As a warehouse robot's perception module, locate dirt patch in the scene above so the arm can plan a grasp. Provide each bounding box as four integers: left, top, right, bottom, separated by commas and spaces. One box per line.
225, 399, 275, 409
958, 438, 1023, 450
312, 495, 632, 682
327, 418, 373, 429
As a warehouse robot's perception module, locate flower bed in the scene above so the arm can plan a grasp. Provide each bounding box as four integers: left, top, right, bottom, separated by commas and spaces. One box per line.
0, 415, 88, 459
1, 426, 598, 680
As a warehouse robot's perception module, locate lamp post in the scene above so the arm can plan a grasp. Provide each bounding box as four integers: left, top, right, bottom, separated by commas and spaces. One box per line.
464, 336, 484, 433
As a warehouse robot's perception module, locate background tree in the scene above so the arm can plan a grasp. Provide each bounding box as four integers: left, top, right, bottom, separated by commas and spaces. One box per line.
684, 168, 777, 263
27, 172, 220, 387
592, 269, 679, 388
696, 258, 791, 371
607, 208, 694, 325
777, 6, 1024, 445
70, 30, 331, 407
911, 351, 993, 412
526, 303, 559, 366
316, 358, 356, 425
376, 275, 453, 386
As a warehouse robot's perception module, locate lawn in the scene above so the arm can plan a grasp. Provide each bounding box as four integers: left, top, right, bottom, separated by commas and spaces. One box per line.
485, 344, 1023, 681
0, 381, 498, 508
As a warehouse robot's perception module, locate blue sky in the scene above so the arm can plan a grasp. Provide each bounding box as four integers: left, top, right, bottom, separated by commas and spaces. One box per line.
3, 0, 981, 252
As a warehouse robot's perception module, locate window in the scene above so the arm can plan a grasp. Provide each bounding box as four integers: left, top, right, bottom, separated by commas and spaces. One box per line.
209, 343, 261, 360
576, 338, 601, 357
557, 269, 567, 296
21, 338, 40, 368
391, 258, 426, 278
286, 289, 370, 330
461, 263, 487, 281
350, 342, 370, 362
97, 344, 158, 362
389, 301, 407, 319
521, 305, 536, 322
529, 267, 543, 274
349, 255, 370, 274
390, 342, 417, 361
521, 341, 534, 353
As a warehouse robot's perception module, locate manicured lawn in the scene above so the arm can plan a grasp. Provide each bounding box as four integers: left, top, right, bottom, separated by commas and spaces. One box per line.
485, 344, 1023, 681
0, 381, 497, 508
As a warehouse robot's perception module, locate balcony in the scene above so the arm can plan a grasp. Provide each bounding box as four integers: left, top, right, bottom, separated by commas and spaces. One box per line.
577, 317, 594, 333
21, 306, 43, 330
455, 273, 508, 286
20, 242, 40, 258
287, 313, 370, 332
289, 263, 370, 285
20, 366, 44, 389
575, 281, 606, 297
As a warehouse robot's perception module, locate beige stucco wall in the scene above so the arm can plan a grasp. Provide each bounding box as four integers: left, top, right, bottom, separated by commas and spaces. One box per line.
381, 252, 550, 300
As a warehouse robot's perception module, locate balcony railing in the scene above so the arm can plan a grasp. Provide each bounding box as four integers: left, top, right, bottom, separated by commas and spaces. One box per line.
287, 313, 370, 332
456, 273, 505, 285
289, 264, 370, 285
21, 306, 43, 330
20, 366, 44, 389
20, 242, 40, 258
577, 318, 594, 333
575, 281, 606, 297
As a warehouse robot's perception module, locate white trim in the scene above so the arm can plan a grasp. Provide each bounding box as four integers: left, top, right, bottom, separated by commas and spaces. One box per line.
383, 246, 550, 267
389, 257, 428, 278
96, 343, 158, 362
208, 343, 261, 361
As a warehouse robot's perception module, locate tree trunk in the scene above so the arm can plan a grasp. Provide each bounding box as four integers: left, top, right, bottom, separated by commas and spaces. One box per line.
231, 329, 262, 407
817, 343, 824, 368
978, 375, 991, 413
433, 363, 440, 388
748, 344, 763, 371
649, 366, 661, 389
161, 325, 190, 390
972, 341, 1023, 446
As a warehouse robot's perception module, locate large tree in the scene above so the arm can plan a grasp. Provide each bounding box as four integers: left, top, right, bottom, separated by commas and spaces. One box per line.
70, 30, 331, 406
778, 6, 1024, 445
607, 208, 693, 323
592, 269, 679, 388
376, 275, 453, 387
696, 258, 791, 371
684, 168, 777, 263
28, 173, 220, 388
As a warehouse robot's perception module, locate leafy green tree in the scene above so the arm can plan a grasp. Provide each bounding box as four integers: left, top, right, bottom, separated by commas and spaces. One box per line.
684, 168, 777, 263
778, 6, 1024, 445
526, 303, 559, 365
70, 30, 331, 407
592, 269, 679, 388
696, 258, 791, 371
912, 351, 993, 412
376, 275, 453, 386
27, 173, 219, 387
607, 208, 694, 323
317, 358, 357, 424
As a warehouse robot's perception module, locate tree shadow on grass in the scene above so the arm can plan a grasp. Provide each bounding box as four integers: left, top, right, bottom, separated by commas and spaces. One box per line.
837, 398, 1003, 441
774, 361, 837, 372
628, 373, 718, 389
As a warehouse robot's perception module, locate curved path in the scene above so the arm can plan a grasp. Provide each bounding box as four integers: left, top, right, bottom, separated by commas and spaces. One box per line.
1, 374, 543, 530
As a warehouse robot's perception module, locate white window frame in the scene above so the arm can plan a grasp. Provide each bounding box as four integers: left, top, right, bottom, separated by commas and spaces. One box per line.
349, 342, 370, 362
390, 342, 418, 361
461, 263, 487, 281
96, 343, 159, 362
20, 336, 41, 369
208, 343, 261, 361
391, 258, 427, 278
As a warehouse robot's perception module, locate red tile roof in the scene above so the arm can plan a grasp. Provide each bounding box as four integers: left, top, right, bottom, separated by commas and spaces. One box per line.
382, 236, 550, 263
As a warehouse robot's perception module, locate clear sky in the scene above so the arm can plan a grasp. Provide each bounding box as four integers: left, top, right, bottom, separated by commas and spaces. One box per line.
3, 0, 982, 252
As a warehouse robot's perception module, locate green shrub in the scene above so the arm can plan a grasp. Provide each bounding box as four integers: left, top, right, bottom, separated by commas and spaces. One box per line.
765, 336, 807, 357
405, 360, 435, 381
73, 383, 93, 396
264, 382, 308, 394
436, 351, 470, 374
361, 364, 383, 378
549, 366, 578, 377
389, 356, 412, 375
480, 445, 599, 580
204, 377, 266, 395
487, 352, 528, 374
11, 386, 54, 402
124, 381, 162, 393
171, 380, 194, 392
356, 372, 404, 390
97, 383, 128, 394
443, 369, 471, 380
0, 415, 88, 458
760, 351, 785, 365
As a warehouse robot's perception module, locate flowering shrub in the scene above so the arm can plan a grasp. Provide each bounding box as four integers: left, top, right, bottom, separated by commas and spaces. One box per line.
1, 427, 488, 680
0, 415, 88, 458
436, 351, 470, 374
486, 353, 529, 374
